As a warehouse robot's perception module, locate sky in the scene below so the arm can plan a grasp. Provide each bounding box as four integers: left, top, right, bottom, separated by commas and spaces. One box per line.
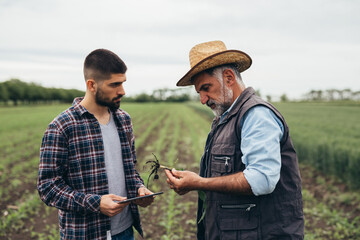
0, 0, 359, 99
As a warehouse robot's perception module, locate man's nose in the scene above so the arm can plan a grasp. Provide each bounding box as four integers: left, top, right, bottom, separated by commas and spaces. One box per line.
200, 93, 208, 105
118, 86, 125, 96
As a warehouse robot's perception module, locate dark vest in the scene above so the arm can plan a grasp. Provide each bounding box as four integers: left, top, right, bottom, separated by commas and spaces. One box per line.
197, 88, 304, 240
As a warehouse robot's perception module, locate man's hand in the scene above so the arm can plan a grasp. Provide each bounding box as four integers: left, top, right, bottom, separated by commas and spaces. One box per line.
100, 194, 130, 217
167, 169, 254, 195
165, 168, 202, 195
134, 187, 154, 207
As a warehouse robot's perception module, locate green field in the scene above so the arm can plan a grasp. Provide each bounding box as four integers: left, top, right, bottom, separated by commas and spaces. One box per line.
0, 102, 359, 239
275, 102, 360, 189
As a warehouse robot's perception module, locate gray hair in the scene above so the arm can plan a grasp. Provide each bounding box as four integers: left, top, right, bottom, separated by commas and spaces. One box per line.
205, 64, 245, 88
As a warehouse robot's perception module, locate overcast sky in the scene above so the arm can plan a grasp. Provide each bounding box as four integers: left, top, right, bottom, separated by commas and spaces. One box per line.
1, 0, 359, 99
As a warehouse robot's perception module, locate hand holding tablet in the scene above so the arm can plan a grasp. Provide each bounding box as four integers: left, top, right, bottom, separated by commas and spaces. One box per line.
114, 192, 163, 204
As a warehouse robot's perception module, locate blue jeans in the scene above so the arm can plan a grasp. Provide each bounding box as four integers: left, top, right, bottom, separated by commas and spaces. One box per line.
112, 227, 134, 240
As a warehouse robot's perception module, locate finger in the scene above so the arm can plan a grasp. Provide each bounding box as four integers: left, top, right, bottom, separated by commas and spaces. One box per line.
165, 169, 174, 179
171, 168, 183, 178
112, 196, 127, 202
115, 201, 130, 208
143, 188, 154, 195
138, 187, 146, 196
167, 171, 179, 182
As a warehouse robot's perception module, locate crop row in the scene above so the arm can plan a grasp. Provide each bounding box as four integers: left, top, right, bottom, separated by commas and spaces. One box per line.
188, 101, 360, 189
1, 102, 359, 239
274, 102, 360, 189
0, 105, 69, 239
124, 103, 205, 239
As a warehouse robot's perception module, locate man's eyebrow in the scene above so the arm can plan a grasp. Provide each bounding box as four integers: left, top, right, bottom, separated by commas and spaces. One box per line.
110, 80, 126, 85
198, 84, 210, 93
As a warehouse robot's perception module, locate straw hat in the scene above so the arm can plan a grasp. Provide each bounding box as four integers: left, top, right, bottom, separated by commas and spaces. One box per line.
176, 40, 252, 86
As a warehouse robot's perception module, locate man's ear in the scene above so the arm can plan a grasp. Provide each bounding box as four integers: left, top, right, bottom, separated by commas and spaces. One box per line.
86, 79, 97, 94
223, 69, 236, 87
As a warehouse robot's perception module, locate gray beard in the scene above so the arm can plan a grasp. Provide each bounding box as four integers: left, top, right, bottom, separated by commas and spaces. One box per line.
208, 100, 229, 117
207, 87, 233, 117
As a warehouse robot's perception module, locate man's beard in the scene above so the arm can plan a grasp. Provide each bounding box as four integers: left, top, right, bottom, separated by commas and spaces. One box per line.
207, 85, 233, 117
95, 88, 122, 111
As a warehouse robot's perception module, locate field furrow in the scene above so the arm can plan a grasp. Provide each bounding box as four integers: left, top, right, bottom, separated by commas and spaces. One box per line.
0, 102, 359, 239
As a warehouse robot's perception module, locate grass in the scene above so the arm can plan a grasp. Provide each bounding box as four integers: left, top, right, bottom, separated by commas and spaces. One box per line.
125, 103, 199, 239
0, 104, 70, 239
274, 102, 360, 189
1, 101, 360, 239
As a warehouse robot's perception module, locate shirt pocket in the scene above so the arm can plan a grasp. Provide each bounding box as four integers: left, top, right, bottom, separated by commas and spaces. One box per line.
218, 203, 259, 240
210, 144, 235, 177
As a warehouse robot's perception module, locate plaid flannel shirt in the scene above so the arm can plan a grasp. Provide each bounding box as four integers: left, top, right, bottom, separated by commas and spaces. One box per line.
37, 97, 144, 239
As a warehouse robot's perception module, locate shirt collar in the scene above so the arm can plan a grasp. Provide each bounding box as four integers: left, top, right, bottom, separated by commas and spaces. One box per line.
72, 97, 90, 116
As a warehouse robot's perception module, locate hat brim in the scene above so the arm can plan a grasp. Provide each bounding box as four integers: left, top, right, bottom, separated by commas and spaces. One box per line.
176, 50, 252, 86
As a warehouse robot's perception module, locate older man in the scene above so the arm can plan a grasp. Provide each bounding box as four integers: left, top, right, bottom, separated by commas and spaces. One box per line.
165, 41, 304, 240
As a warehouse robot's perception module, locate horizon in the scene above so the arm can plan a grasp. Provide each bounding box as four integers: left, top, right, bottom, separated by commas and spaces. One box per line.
1, 77, 359, 102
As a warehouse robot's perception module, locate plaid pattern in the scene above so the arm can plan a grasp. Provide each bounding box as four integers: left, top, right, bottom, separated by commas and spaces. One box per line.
37, 97, 144, 240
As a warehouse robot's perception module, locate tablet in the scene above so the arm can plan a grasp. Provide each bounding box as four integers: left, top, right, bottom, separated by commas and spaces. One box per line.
114, 192, 163, 204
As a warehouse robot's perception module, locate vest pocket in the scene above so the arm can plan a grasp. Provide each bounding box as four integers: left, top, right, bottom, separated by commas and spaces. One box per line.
211, 156, 233, 177
210, 144, 235, 177
218, 203, 259, 240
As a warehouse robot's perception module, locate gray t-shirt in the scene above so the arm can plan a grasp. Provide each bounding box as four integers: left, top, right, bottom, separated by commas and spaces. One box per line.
100, 112, 133, 236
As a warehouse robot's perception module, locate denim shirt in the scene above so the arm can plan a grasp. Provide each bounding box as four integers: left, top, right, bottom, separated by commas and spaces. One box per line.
220, 97, 284, 195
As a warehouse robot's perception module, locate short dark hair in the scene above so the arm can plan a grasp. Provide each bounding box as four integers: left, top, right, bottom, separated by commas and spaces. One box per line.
83, 49, 127, 82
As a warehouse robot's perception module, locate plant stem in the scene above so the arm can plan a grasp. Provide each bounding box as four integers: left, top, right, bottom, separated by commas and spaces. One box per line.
159, 165, 172, 171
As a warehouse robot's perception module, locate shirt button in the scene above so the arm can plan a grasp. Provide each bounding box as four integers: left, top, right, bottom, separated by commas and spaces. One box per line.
101, 162, 105, 168
93, 123, 98, 127
98, 141, 103, 146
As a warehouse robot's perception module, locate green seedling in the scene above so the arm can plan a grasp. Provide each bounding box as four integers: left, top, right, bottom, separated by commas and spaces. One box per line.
144, 153, 172, 188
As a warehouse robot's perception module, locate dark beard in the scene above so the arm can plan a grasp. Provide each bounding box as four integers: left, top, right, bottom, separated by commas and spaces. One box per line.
95, 89, 122, 111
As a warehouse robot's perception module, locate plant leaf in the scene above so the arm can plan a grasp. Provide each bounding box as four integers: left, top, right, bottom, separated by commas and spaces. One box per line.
198, 190, 207, 224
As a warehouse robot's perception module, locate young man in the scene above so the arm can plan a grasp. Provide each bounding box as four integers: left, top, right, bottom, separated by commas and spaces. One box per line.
165, 41, 304, 239
38, 49, 154, 240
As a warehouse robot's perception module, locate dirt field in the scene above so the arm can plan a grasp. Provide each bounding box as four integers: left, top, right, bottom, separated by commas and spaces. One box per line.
1, 103, 359, 239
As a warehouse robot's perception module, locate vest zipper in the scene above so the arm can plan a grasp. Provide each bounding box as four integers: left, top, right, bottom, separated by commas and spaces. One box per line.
220, 203, 256, 211
221, 204, 256, 221
213, 156, 230, 172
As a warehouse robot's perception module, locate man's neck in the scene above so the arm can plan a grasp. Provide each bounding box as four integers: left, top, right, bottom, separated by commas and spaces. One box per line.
80, 94, 110, 125
231, 84, 246, 103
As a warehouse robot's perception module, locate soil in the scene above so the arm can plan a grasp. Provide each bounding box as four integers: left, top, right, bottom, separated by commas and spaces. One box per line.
2, 136, 359, 239
135, 119, 199, 239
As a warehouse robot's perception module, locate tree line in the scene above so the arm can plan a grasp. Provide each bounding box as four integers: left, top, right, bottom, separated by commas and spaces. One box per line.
0, 79, 85, 105
303, 89, 360, 101
0, 79, 195, 105
123, 88, 195, 102
1, 79, 358, 105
